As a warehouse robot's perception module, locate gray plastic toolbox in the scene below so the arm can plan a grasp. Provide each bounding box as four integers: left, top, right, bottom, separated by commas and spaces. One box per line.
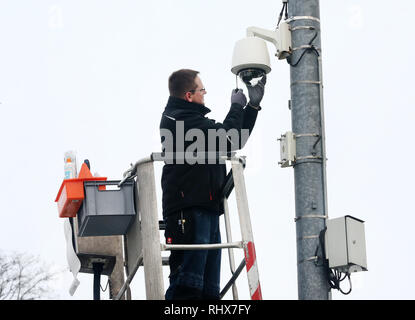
77, 180, 136, 237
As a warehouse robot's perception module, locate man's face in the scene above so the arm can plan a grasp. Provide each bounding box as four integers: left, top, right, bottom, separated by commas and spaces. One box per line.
185, 76, 207, 105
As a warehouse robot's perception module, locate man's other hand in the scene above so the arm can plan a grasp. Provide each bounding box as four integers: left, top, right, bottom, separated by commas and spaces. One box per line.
245, 74, 266, 107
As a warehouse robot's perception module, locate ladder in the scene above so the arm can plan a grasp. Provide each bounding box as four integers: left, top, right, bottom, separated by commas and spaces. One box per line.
114, 152, 262, 300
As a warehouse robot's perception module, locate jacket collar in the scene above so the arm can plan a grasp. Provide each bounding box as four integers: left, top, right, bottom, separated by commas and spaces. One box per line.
165, 96, 211, 117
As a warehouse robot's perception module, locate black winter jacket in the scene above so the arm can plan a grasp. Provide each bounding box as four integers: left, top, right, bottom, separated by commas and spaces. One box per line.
160, 96, 259, 218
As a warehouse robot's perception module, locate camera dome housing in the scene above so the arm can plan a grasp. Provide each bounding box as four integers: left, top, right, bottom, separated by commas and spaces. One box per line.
231, 36, 271, 77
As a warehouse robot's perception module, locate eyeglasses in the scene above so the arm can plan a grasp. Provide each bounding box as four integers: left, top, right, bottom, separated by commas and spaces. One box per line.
189, 88, 206, 94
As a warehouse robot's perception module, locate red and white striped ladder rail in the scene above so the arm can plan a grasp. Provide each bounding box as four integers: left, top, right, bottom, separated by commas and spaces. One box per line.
231, 159, 262, 300
244, 241, 262, 300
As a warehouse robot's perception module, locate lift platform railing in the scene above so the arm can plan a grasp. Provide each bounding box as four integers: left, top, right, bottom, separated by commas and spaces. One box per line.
115, 152, 262, 300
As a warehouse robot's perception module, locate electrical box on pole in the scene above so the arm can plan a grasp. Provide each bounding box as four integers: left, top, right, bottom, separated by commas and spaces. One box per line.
278, 131, 296, 167
325, 216, 368, 274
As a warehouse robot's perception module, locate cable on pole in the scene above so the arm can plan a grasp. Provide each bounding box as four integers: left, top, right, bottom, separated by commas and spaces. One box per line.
314, 229, 353, 295
287, 30, 320, 67
276, 0, 289, 28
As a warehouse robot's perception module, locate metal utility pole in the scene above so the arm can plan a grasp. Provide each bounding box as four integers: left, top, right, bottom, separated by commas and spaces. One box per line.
287, 0, 330, 299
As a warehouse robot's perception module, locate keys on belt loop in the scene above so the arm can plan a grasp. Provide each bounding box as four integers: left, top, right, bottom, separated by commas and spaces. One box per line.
179, 211, 186, 234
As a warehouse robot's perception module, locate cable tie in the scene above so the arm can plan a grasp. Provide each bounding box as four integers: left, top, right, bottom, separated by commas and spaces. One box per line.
295, 155, 323, 161
291, 45, 321, 52
295, 214, 327, 222
298, 256, 319, 265
290, 80, 321, 86
291, 26, 317, 32
286, 16, 321, 23
297, 234, 320, 241
294, 133, 320, 138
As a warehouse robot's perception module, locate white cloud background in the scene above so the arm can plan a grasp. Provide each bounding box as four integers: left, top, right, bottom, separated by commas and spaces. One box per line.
0, 0, 413, 300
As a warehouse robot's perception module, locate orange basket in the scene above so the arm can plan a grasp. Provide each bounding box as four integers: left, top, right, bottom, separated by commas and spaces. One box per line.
55, 162, 107, 218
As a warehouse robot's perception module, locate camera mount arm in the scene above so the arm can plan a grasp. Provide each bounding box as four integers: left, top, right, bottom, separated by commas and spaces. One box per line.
246, 22, 292, 60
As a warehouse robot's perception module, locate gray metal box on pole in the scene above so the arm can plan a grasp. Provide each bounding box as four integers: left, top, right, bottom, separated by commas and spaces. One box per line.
325, 216, 368, 273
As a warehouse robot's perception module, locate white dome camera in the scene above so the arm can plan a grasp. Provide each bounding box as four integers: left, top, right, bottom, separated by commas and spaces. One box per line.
231, 21, 292, 82
231, 36, 271, 83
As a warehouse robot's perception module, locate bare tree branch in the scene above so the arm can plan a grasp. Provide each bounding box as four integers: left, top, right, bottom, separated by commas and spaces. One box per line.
0, 251, 58, 300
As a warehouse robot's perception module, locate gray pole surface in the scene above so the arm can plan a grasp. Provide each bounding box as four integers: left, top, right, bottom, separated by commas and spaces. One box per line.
288, 0, 330, 300
137, 161, 165, 300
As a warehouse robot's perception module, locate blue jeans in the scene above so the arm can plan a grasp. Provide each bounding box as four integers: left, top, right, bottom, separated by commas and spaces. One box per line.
164, 207, 221, 300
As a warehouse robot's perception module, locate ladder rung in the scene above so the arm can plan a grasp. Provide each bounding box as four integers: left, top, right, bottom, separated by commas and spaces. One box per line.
161, 241, 243, 251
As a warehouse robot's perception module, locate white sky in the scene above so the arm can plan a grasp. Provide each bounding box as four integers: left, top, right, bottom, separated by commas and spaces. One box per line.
0, 0, 414, 300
